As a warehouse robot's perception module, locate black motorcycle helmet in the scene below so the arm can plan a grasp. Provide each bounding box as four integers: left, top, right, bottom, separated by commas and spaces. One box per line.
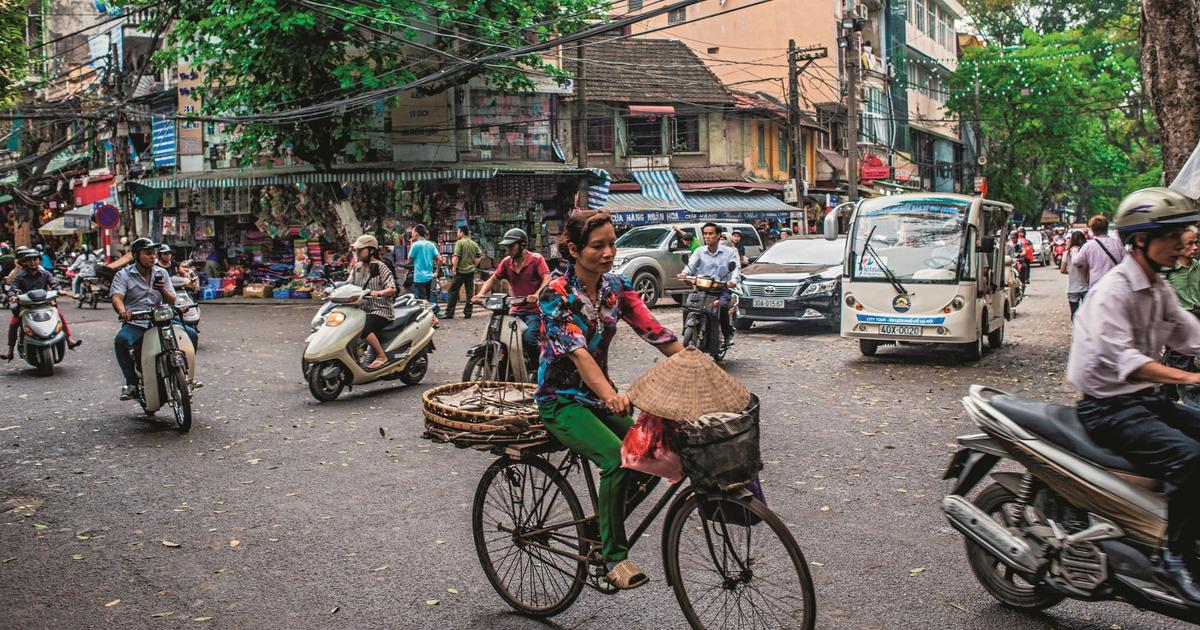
159, 244, 173, 255
499, 228, 529, 246
19, 249, 41, 263
130, 237, 159, 254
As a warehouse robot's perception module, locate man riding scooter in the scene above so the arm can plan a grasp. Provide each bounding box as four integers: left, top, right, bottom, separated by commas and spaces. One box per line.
1069, 187, 1200, 602
68, 244, 98, 297
677, 222, 741, 348
473, 228, 552, 358
3, 249, 82, 361
111, 238, 198, 400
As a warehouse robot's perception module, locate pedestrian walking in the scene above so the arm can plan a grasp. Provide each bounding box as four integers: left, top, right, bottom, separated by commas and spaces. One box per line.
1072, 214, 1125, 289
409, 225, 442, 311
1164, 226, 1200, 396
444, 225, 482, 319
1061, 230, 1089, 318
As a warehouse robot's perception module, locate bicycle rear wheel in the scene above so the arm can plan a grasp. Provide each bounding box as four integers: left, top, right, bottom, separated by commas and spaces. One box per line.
472, 457, 588, 617
664, 492, 816, 629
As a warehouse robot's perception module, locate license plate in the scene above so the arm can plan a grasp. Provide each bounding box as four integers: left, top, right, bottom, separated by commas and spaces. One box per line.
752, 298, 786, 309
880, 324, 922, 336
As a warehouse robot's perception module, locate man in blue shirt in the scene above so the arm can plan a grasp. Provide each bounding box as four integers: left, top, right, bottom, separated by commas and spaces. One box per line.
408, 225, 442, 309
677, 222, 741, 345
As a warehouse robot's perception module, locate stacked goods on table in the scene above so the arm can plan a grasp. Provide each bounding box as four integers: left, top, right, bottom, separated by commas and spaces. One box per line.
421, 381, 546, 449
625, 347, 762, 490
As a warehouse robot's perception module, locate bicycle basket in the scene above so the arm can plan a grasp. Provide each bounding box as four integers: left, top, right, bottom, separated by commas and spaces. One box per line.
675, 394, 761, 490
420, 381, 546, 449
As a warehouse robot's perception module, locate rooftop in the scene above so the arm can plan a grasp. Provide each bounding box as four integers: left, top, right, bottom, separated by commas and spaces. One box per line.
567, 38, 735, 105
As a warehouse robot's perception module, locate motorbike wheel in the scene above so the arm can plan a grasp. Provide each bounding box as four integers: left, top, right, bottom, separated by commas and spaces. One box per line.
399, 352, 429, 386
167, 366, 192, 433
708, 324, 728, 363
682, 323, 700, 351
89, 293, 99, 309
308, 361, 345, 402
35, 347, 54, 377
965, 484, 1065, 611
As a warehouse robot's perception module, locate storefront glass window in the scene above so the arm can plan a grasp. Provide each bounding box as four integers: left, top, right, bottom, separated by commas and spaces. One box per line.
468, 92, 554, 161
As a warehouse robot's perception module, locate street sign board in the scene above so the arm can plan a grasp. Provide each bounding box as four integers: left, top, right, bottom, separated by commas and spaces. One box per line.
783, 179, 798, 203
861, 165, 891, 180
95, 204, 120, 229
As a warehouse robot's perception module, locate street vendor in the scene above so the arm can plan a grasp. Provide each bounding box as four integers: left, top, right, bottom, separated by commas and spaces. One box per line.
536, 210, 684, 590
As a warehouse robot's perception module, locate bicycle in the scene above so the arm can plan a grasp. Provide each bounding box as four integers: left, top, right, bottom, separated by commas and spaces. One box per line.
471, 433, 817, 628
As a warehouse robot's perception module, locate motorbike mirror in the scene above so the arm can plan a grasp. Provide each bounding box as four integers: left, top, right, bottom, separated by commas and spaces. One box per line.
977, 236, 996, 254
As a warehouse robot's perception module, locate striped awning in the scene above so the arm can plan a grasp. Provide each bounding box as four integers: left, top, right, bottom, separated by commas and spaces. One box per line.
684, 193, 796, 215
151, 117, 176, 168
132, 165, 608, 190
630, 169, 686, 206
604, 192, 689, 225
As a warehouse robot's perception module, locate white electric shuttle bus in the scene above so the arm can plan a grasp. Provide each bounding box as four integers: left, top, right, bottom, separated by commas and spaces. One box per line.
824, 193, 1014, 360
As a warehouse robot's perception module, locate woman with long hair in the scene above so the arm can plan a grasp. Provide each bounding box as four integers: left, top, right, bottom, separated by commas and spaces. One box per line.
1061, 230, 1089, 318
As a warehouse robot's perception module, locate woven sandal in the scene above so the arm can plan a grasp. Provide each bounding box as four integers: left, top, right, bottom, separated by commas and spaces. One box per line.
606, 559, 649, 590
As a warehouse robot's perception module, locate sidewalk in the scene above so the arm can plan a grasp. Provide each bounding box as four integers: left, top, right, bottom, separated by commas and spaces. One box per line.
198, 296, 320, 307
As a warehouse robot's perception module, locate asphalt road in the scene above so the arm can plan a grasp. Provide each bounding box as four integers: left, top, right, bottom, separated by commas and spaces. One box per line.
0, 265, 1189, 629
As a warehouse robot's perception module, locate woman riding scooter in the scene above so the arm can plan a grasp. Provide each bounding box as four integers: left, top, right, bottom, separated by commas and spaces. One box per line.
3, 249, 82, 361
347, 235, 397, 371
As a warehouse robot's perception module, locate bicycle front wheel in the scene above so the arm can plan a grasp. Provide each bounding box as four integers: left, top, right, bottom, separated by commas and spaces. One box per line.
472, 457, 587, 617
664, 491, 816, 629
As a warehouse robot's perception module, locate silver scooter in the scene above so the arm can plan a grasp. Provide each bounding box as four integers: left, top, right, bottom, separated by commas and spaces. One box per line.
302, 284, 436, 401
11, 289, 66, 376
462, 294, 536, 383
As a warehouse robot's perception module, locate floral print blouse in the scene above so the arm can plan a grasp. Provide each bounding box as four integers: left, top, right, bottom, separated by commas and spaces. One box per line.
535, 265, 678, 409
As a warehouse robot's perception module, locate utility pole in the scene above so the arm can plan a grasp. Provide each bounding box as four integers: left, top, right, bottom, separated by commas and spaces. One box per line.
845, 17, 861, 202
788, 41, 828, 232
575, 41, 588, 206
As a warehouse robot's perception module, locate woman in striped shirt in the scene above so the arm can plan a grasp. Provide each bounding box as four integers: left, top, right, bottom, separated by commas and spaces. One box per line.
348, 235, 397, 370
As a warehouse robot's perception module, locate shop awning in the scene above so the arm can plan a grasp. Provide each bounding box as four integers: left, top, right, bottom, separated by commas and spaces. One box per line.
630, 169, 687, 206
604, 192, 689, 225
684, 193, 796, 220
39, 216, 93, 236
628, 105, 676, 116
132, 164, 609, 189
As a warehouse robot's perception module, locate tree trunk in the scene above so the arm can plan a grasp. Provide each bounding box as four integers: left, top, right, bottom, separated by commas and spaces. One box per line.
1141, 0, 1200, 181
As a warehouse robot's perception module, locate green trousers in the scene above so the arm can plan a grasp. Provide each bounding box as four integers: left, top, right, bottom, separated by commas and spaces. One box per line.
540, 397, 659, 563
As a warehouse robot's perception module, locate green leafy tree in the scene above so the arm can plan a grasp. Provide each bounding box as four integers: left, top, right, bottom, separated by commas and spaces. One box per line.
945, 25, 1158, 219
0, 0, 27, 104
116, 0, 606, 169
960, 0, 1135, 48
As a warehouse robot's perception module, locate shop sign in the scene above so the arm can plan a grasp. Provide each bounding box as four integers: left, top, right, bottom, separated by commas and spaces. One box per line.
859, 153, 891, 181
391, 90, 450, 144
610, 210, 689, 225
177, 65, 203, 155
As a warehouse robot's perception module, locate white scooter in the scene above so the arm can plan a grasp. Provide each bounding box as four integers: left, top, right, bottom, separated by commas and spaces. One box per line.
462, 294, 536, 383
128, 304, 197, 432
12, 289, 66, 376
302, 284, 436, 402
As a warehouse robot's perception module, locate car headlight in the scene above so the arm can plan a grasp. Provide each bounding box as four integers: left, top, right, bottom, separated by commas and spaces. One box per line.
611, 257, 627, 269
152, 305, 174, 322
324, 311, 346, 327
799, 280, 837, 297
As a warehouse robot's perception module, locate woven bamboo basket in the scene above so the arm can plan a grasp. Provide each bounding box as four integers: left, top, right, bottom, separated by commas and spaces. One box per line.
421, 381, 541, 434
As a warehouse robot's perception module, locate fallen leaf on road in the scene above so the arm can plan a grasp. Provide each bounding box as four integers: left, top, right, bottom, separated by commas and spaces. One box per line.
372, 565, 388, 572
330, 606, 339, 615
104, 599, 121, 607
0, 425, 20, 431
379, 427, 386, 437
425, 599, 439, 606
2, 557, 15, 563
268, 538, 279, 543
192, 617, 213, 622
229, 539, 240, 548
162, 540, 180, 548
810, 561, 825, 567
33, 523, 48, 530
75, 534, 91, 540
819, 506, 830, 512
435, 539, 445, 545
447, 588, 459, 594
909, 567, 926, 577
150, 611, 174, 618
72, 554, 84, 560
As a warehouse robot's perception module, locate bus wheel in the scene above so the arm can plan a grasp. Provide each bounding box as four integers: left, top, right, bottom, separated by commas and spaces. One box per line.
963, 326, 984, 361
859, 340, 879, 357
987, 321, 1005, 349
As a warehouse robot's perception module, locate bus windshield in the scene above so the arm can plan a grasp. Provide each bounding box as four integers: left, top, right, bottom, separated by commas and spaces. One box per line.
850, 199, 969, 283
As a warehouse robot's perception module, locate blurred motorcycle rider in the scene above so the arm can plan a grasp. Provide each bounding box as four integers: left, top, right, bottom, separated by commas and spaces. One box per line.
677, 222, 741, 347
111, 238, 197, 399
3, 249, 82, 361
473, 228, 551, 354
68, 244, 98, 296
1068, 188, 1200, 603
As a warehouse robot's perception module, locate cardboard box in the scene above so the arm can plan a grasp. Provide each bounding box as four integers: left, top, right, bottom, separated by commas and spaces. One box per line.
242, 284, 271, 299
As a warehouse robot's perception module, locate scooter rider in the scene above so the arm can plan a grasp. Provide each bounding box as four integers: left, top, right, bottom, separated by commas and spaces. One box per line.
677, 222, 741, 346
1068, 187, 1200, 603
68, 244, 98, 296
156, 244, 179, 276
3, 249, 82, 361
346, 234, 397, 371
111, 238, 198, 400
473, 228, 551, 355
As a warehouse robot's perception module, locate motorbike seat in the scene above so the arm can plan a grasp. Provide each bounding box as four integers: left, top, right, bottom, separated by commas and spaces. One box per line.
381, 306, 423, 333
992, 395, 1142, 474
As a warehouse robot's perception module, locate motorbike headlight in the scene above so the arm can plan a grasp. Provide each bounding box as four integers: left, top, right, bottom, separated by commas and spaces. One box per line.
152, 305, 174, 322
799, 280, 837, 297
485, 296, 507, 311
324, 311, 346, 327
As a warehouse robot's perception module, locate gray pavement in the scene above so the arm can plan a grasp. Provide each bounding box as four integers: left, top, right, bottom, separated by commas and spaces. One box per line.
0, 266, 1188, 629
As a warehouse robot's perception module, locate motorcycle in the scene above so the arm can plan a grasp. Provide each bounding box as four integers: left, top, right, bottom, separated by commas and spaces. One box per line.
11, 289, 66, 376
680, 271, 737, 363
1052, 236, 1068, 267
1006, 255, 1025, 311
302, 284, 435, 402
126, 304, 197, 432
942, 384, 1200, 624
463, 294, 536, 383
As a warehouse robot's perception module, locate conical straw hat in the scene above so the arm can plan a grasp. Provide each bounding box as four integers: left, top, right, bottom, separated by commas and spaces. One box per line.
627, 347, 751, 421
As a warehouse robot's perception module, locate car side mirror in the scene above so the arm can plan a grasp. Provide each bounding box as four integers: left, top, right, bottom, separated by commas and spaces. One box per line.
681, 253, 690, 265
977, 236, 996, 254
823, 212, 838, 241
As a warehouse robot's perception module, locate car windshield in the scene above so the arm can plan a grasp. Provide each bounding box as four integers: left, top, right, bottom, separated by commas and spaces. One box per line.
756, 239, 845, 266
1026, 232, 1044, 246
616, 227, 671, 249
850, 198, 969, 282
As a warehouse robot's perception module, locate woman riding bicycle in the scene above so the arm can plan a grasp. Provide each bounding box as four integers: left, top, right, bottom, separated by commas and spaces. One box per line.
537, 210, 684, 590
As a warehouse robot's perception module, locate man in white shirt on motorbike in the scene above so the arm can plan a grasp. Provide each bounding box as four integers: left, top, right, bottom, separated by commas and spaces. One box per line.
677, 222, 741, 346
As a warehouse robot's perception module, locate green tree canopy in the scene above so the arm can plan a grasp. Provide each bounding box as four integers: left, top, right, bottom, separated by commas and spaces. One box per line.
945, 24, 1157, 219
117, 0, 607, 169
0, 0, 27, 105
960, 0, 1134, 48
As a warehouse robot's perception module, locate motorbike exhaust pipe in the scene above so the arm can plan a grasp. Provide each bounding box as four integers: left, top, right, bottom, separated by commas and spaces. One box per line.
942, 495, 1044, 574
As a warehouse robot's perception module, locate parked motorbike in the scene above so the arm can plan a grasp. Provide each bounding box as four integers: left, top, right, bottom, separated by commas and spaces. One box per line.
126, 304, 196, 432
302, 284, 435, 402
463, 294, 536, 383
1052, 236, 1068, 267
680, 272, 737, 363
943, 384, 1200, 624
11, 289, 66, 376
